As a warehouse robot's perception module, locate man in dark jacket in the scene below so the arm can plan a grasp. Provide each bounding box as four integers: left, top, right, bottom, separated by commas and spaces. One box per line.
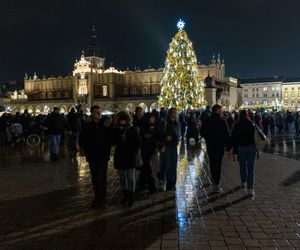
79, 105, 113, 209
200, 104, 230, 192
66, 108, 81, 155
43, 107, 67, 161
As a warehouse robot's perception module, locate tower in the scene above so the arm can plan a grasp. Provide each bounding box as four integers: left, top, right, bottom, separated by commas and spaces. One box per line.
85, 23, 105, 69
87, 23, 100, 57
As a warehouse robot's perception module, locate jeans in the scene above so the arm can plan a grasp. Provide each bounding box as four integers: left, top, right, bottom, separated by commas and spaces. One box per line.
119, 168, 136, 192
207, 151, 223, 185
237, 145, 257, 189
89, 161, 108, 202
49, 134, 61, 157
159, 144, 178, 187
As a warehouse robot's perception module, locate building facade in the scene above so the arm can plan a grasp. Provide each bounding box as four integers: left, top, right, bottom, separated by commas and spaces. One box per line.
240, 76, 300, 111
282, 78, 300, 111
2, 25, 240, 114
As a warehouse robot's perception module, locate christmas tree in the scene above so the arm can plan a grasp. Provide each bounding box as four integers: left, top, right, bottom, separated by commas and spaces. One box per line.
158, 20, 206, 110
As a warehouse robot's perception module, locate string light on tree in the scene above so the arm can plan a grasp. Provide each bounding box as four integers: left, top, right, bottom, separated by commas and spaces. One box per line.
158, 19, 206, 110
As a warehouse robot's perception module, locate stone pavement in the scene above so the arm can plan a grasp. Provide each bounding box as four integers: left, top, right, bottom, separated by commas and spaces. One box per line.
0, 143, 300, 250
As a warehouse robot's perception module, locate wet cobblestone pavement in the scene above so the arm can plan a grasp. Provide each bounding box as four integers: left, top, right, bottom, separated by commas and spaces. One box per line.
0, 142, 300, 250
264, 133, 300, 160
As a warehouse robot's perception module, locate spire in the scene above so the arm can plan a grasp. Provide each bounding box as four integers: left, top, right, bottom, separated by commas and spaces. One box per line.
211, 54, 216, 64
87, 22, 100, 57
217, 53, 221, 64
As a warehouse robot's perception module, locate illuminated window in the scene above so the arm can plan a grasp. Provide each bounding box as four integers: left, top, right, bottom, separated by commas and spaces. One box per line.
78, 80, 88, 95
102, 86, 108, 96
143, 87, 149, 94
263, 93, 267, 97
263, 87, 268, 91
271, 87, 275, 91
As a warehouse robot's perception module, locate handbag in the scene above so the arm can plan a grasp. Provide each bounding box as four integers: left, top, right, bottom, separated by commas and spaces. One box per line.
254, 125, 269, 151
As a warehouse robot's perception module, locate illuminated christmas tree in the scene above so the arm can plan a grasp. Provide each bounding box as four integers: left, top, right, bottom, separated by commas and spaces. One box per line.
159, 20, 206, 110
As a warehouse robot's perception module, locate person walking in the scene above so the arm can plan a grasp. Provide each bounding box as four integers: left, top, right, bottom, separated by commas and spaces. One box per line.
229, 110, 257, 197
79, 105, 113, 209
66, 108, 81, 155
114, 111, 141, 207
140, 112, 162, 194
43, 107, 67, 161
158, 108, 181, 191
200, 104, 230, 193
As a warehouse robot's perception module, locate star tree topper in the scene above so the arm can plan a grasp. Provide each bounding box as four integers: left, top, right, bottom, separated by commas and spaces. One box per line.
177, 19, 185, 30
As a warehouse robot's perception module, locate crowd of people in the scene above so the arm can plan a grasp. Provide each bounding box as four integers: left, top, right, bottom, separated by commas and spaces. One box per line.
0, 105, 300, 209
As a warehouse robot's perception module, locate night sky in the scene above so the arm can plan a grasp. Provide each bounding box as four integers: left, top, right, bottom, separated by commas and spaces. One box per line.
1, 0, 300, 84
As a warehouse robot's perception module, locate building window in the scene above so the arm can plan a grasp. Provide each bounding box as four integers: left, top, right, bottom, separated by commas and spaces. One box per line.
123, 88, 128, 95
132, 88, 136, 95
263, 93, 267, 97
263, 100, 268, 105
276, 93, 279, 97
102, 86, 108, 96
263, 87, 268, 91
64, 91, 69, 98
284, 88, 288, 91
244, 94, 248, 98
256, 93, 259, 97
48, 92, 53, 99
252, 93, 255, 98
292, 101, 295, 106
292, 87, 295, 90
256, 88, 259, 91
143, 87, 148, 94
244, 89, 248, 92
272, 93, 275, 97
56, 92, 61, 98
284, 93, 288, 98
291, 93, 295, 98
271, 87, 275, 91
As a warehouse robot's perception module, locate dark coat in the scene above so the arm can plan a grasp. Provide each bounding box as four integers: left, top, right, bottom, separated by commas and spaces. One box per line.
79, 120, 113, 163
140, 124, 163, 160
114, 125, 141, 169
66, 112, 81, 132
200, 113, 230, 154
230, 118, 255, 151
43, 112, 67, 135
164, 120, 181, 145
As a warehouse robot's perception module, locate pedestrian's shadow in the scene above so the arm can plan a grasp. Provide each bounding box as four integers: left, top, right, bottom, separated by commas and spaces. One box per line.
281, 170, 300, 186
201, 194, 250, 216
200, 185, 243, 205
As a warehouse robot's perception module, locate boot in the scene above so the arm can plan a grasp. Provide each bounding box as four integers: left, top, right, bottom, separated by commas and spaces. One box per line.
121, 190, 129, 205
128, 191, 134, 207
